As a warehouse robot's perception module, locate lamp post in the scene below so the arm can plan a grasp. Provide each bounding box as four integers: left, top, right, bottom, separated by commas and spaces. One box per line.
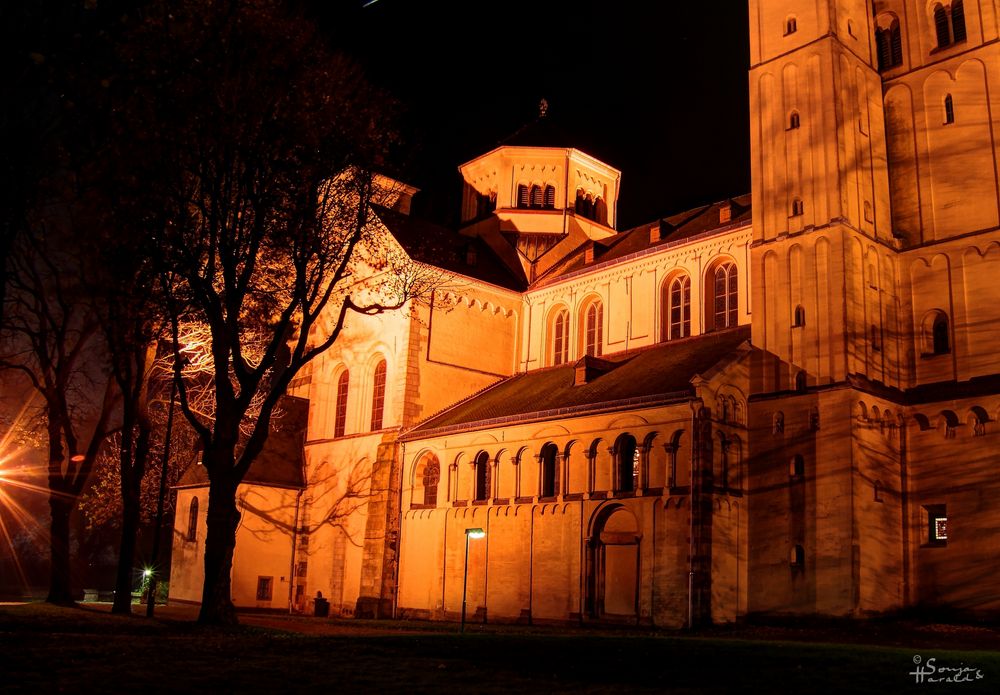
460, 527, 485, 633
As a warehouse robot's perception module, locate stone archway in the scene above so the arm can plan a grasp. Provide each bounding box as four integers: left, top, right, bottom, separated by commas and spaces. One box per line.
587, 505, 640, 618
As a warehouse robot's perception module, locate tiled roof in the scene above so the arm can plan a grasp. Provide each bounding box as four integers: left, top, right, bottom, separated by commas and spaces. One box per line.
403, 326, 750, 439
373, 205, 527, 291
176, 396, 308, 489
536, 194, 752, 284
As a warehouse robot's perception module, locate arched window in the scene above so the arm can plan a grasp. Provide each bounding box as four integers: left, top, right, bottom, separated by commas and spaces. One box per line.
540, 443, 558, 498
934, 4, 950, 47
944, 94, 955, 124
710, 262, 738, 330
421, 458, 440, 507
543, 185, 556, 209
922, 310, 950, 355
952, 0, 966, 42
593, 197, 608, 225
616, 434, 638, 493
583, 301, 603, 357
186, 496, 199, 541
793, 305, 806, 328
473, 451, 490, 501
788, 111, 800, 129
795, 370, 808, 392
785, 16, 797, 35
334, 370, 349, 438
517, 184, 530, 208
530, 184, 544, 208
890, 21, 903, 64
551, 308, 570, 366
790, 544, 805, 566
876, 19, 903, 70
791, 198, 804, 216
661, 275, 691, 341
369, 359, 386, 431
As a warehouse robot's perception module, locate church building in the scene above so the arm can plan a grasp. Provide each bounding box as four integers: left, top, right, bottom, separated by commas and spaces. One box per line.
170, 0, 1000, 626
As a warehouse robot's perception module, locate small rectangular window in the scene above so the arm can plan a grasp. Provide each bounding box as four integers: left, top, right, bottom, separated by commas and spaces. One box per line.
256, 576, 274, 601
925, 505, 947, 546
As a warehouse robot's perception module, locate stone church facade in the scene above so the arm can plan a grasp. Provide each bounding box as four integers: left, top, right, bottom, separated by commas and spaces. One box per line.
170, 0, 1000, 626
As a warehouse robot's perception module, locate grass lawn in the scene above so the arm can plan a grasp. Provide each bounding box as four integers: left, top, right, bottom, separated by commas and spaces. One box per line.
1, 604, 999, 693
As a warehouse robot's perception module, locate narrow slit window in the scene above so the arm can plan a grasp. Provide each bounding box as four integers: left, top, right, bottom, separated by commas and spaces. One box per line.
369, 360, 386, 431
334, 370, 350, 438
944, 94, 955, 124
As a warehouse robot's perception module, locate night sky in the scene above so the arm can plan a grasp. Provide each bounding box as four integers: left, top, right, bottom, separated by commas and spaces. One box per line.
318, 1, 751, 230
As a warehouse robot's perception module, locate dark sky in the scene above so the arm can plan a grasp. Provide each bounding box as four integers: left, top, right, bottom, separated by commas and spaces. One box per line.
318, 1, 751, 230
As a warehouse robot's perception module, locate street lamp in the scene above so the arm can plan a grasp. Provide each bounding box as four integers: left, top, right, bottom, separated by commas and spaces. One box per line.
460, 527, 485, 634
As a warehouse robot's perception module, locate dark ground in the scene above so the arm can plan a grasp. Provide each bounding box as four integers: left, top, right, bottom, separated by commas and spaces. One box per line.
2, 602, 999, 693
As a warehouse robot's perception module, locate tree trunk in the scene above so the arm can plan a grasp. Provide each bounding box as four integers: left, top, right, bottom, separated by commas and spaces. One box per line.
198, 475, 240, 625
112, 491, 141, 614
46, 495, 74, 605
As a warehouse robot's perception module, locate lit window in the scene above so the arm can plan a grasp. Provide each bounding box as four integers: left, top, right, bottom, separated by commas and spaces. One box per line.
370, 360, 386, 431
663, 275, 691, 340
790, 544, 805, 566
584, 301, 603, 357
711, 262, 738, 330
551, 309, 569, 366
926, 505, 948, 545
334, 370, 349, 438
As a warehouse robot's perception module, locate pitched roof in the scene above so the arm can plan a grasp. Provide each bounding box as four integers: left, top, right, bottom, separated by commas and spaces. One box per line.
535, 195, 752, 285
402, 326, 751, 439
372, 205, 527, 291
176, 396, 309, 489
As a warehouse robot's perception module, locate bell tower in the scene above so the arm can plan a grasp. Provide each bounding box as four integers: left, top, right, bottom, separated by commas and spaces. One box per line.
748, 0, 902, 390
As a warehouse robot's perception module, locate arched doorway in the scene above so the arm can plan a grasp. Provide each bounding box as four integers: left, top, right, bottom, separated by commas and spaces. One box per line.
586, 505, 640, 618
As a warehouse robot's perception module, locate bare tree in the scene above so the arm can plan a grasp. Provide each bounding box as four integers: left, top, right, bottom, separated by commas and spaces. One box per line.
1, 227, 115, 604
113, 0, 440, 624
